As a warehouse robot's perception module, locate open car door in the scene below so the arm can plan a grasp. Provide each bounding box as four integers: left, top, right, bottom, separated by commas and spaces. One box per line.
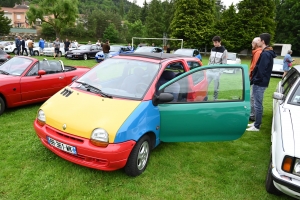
156, 64, 250, 142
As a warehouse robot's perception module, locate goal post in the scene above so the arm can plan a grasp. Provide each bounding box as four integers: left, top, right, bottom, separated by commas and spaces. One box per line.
132, 37, 184, 49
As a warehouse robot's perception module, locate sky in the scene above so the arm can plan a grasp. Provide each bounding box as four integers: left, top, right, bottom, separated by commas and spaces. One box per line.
128, 0, 241, 8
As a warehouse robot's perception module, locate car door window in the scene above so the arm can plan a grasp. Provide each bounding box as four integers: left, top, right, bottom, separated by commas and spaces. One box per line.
26, 63, 39, 76
282, 68, 299, 96
91, 46, 97, 51
162, 67, 244, 103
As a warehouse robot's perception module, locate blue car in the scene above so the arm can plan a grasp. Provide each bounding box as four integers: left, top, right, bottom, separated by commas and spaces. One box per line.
95, 45, 134, 63
173, 48, 202, 61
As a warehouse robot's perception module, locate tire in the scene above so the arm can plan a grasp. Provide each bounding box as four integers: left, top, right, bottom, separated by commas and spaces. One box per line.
124, 135, 151, 177
0, 97, 6, 116
13, 48, 18, 55
265, 159, 282, 195
83, 54, 88, 60
33, 51, 39, 56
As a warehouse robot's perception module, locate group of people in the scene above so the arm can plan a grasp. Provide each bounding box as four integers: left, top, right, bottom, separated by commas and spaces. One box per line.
15, 36, 35, 56
206, 34, 279, 132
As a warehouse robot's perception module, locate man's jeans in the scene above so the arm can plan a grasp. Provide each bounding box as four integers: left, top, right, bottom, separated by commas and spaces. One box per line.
104, 53, 109, 60
250, 85, 255, 119
207, 70, 220, 100
253, 84, 267, 129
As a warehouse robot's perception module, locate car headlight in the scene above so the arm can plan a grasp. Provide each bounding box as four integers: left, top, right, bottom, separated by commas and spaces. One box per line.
293, 158, 300, 176
90, 128, 109, 147
37, 109, 46, 126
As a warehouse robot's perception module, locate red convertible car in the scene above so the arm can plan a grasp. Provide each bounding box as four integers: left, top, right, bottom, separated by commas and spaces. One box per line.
0, 56, 90, 115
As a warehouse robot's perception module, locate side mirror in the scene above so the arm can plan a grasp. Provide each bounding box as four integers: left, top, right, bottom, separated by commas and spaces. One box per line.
152, 92, 174, 106
273, 92, 284, 100
37, 70, 46, 78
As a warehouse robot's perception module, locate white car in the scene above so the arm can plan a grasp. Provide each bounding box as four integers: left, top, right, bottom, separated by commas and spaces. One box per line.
4, 42, 44, 56
223, 52, 241, 74
43, 43, 77, 57
272, 58, 284, 77
266, 65, 300, 199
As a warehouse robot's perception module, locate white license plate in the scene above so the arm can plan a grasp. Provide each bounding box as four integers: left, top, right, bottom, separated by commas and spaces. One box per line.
47, 136, 77, 154
67, 55, 72, 57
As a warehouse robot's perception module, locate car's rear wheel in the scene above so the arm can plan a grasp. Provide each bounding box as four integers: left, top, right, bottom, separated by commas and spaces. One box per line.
0, 97, 6, 116
265, 159, 282, 195
83, 54, 88, 60
124, 135, 150, 177
33, 51, 39, 56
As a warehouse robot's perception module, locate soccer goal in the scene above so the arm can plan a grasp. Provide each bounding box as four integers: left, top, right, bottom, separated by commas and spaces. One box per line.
132, 37, 184, 49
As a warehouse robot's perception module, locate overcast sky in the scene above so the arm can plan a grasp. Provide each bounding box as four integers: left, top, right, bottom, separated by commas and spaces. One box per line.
128, 0, 241, 8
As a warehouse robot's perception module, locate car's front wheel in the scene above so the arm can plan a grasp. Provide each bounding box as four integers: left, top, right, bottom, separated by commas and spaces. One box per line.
83, 54, 88, 60
33, 51, 39, 56
13, 48, 18, 55
124, 135, 150, 177
265, 159, 282, 195
0, 97, 6, 116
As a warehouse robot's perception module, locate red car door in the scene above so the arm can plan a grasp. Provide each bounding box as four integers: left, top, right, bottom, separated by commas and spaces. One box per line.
20, 62, 67, 102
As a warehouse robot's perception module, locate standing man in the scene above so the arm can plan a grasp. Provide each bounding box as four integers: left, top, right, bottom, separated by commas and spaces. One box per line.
102, 39, 110, 60
53, 38, 61, 59
247, 33, 276, 131
249, 37, 262, 121
166, 44, 171, 53
64, 38, 70, 53
15, 36, 21, 56
39, 38, 45, 56
27, 38, 34, 56
207, 36, 227, 100
20, 36, 28, 56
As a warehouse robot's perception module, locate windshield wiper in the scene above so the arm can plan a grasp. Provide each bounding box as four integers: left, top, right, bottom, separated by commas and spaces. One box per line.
0, 70, 10, 75
75, 81, 112, 98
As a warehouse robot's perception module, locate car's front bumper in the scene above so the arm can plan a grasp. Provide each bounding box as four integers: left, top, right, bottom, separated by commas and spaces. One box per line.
66, 54, 84, 59
95, 56, 104, 63
272, 167, 300, 199
43, 51, 54, 56
34, 119, 136, 171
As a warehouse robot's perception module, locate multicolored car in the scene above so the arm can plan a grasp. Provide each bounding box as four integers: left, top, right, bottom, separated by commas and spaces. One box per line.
34, 53, 250, 176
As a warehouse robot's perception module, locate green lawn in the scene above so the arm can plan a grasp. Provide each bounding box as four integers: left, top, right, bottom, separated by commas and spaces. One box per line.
0, 55, 293, 199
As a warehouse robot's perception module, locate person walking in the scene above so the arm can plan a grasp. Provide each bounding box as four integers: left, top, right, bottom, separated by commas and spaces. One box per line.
27, 38, 34, 56
15, 36, 21, 56
21, 36, 28, 56
53, 38, 60, 59
207, 36, 227, 100
249, 37, 262, 121
283, 50, 294, 77
64, 38, 70, 53
102, 39, 110, 60
39, 38, 45, 56
247, 33, 276, 131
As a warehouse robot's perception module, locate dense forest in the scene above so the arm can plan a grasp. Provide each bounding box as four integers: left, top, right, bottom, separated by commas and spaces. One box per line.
1, 0, 300, 55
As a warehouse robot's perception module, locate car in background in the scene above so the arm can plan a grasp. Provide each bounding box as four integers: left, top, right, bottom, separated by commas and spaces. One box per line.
0, 56, 90, 115
95, 45, 134, 63
272, 58, 284, 77
266, 66, 300, 199
33, 52, 250, 177
65, 44, 102, 60
173, 48, 202, 61
223, 52, 241, 74
43, 43, 77, 57
134, 46, 163, 53
0, 49, 11, 64
4, 41, 46, 56
0, 41, 14, 50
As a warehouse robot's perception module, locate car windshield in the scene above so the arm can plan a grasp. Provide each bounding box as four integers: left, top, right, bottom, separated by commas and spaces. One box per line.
78, 45, 91, 50
0, 57, 32, 76
135, 47, 155, 53
174, 49, 192, 56
273, 59, 283, 65
290, 83, 300, 105
73, 58, 159, 99
227, 53, 237, 60
110, 46, 121, 52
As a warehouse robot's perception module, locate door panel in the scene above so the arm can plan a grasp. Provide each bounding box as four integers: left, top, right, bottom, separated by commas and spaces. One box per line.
158, 65, 250, 142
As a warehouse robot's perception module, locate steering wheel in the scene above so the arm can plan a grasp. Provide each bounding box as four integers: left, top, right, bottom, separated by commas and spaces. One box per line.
136, 83, 148, 94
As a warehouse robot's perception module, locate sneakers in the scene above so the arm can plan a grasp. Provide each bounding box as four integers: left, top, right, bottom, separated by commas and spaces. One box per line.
246, 125, 259, 132
248, 122, 254, 127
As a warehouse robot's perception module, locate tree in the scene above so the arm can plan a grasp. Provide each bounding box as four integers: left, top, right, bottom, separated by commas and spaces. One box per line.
145, 0, 165, 40
123, 19, 146, 43
103, 23, 119, 43
162, 0, 175, 36
0, 0, 21, 7
140, 0, 148, 24
170, 0, 216, 49
26, 0, 79, 38
274, 0, 300, 55
126, 0, 140, 23
0, 7, 11, 36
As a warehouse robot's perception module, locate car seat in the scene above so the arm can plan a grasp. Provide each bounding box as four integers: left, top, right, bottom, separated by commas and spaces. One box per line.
157, 70, 180, 102
120, 67, 145, 94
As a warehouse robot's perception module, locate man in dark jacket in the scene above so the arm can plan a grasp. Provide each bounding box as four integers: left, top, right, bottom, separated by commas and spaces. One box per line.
247, 33, 276, 131
21, 36, 28, 56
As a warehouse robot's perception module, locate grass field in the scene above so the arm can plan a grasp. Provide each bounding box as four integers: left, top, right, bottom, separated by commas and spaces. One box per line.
0, 55, 294, 199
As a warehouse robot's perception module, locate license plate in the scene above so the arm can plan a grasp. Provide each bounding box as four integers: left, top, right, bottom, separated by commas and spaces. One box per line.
67, 55, 72, 57
47, 136, 77, 155
97, 58, 104, 60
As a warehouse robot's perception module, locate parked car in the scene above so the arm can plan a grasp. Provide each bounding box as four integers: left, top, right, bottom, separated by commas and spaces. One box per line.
65, 44, 102, 60
134, 46, 163, 53
33, 53, 250, 177
272, 58, 284, 77
265, 66, 300, 199
0, 41, 14, 50
0, 49, 11, 64
223, 52, 241, 74
4, 42, 44, 56
0, 56, 90, 115
173, 48, 202, 61
43, 43, 77, 57
95, 45, 134, 63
